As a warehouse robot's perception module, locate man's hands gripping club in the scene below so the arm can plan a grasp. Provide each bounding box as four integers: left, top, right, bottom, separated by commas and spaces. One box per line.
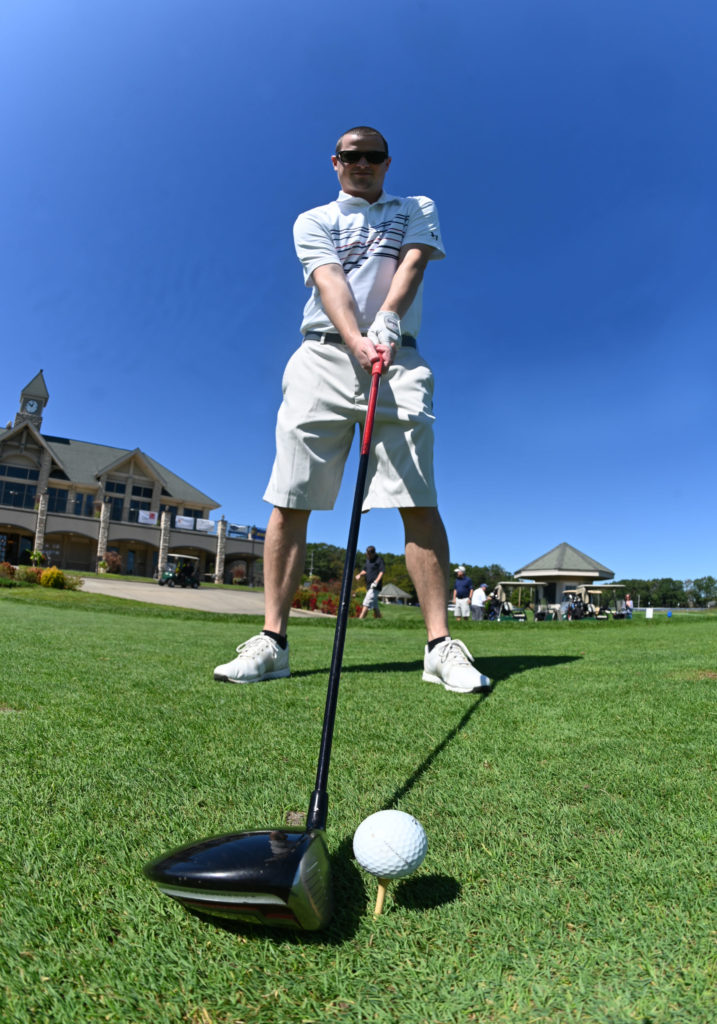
348, 311, 402, 373
368, 310, 401, 350
353, 311, 402, 373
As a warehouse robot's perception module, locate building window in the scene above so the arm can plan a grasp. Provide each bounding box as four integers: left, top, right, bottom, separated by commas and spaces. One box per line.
109, 496, 124, 521
0, 464, 40, 481
105, 481, 126, 494
0, 481, 36, 508
47, 488, 68, 514
128, 500, 151, 523
184, 508, 202, 519
132, 485, 153, 499
73, 493, 95, 517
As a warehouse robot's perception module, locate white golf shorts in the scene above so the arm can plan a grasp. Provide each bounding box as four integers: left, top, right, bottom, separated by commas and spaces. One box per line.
264, 339, 437, 510
454, 597, 471, 618
362, 586, 380, 610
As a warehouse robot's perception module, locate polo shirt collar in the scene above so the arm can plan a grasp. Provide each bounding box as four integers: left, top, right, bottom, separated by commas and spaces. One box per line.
336, 189, 397, 207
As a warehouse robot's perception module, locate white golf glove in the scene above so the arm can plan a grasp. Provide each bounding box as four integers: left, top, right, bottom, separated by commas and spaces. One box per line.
368, 310, 401, 349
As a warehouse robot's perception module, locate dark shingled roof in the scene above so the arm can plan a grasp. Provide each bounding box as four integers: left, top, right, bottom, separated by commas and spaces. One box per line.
0, 427, 218, 508
515, 542, 613, 578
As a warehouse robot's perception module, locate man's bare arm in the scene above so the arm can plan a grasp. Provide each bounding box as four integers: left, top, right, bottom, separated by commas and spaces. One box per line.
311, 264, 381, 372
379, 243, 434, 318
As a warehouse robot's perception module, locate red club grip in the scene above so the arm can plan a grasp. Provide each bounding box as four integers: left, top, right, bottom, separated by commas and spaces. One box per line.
361, 358, 382, 456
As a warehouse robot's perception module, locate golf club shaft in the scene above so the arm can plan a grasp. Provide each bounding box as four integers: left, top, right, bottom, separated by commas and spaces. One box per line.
306, 358, 382, 832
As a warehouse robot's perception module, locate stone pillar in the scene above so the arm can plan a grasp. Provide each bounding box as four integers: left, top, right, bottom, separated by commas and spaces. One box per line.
34, 490, 49, 555
158, 510, 171, 575
214, 517, 227, 584
96, 499, 111, 567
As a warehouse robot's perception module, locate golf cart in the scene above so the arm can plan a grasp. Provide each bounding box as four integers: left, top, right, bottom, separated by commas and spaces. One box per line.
560, 585, 624, 620
158, 553, 201, 588
487, 581, 544, 621
585, 583, 626, 618
560, 588, 588, 619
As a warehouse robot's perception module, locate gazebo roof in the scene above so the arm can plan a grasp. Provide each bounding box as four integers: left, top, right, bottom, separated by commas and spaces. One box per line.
515, 542, 613, 580
379, 583, 412, 599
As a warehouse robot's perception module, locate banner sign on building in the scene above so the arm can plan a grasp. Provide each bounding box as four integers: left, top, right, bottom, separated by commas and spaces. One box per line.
175, 515, 195, 530
227, 524, 250, 539
251, 527, 266, 541
137, 510, 158, 525
195, 518, 216, 533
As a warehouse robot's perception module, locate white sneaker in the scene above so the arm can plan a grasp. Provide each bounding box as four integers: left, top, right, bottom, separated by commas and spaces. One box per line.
213, 634, 290, 684
423, 638, 492, 693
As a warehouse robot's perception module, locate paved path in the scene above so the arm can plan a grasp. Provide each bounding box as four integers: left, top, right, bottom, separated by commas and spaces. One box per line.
80, 578, 321, 617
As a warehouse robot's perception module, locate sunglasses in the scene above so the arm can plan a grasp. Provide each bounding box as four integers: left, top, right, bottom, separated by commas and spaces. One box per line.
336, 150, 388, 165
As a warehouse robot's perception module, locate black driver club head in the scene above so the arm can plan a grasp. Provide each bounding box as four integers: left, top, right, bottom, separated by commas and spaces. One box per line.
144, 827, 332, 931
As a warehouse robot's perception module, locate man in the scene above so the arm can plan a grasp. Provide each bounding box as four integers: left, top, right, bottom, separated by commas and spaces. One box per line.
471, 583, 488, 621
452, 566, 473, 624
356, 545, 385, 619
214, 125, 491, 694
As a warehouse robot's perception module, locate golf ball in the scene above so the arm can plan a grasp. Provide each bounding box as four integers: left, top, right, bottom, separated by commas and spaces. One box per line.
353, 810, 427, 879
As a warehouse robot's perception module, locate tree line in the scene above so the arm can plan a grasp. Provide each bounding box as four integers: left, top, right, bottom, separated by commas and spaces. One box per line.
615, 577, 716, 608
304, 544, 716, 608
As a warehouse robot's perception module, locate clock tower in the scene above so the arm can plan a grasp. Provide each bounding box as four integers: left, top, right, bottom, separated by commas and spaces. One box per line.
14, 370, 49, 430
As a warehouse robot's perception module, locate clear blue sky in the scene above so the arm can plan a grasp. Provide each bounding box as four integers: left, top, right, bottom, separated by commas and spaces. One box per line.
2, 0, 715, 581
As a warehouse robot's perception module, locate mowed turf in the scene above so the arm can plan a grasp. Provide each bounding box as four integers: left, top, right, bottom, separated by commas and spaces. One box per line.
1, 588, 715, 1024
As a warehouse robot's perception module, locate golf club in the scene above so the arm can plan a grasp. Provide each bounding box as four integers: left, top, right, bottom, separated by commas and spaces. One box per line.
143, 356, 384, 931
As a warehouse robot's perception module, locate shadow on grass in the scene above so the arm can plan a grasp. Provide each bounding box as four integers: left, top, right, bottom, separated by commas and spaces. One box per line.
394, 873, 461, 910
295, 653, 581, 683
382, 692, 490, 808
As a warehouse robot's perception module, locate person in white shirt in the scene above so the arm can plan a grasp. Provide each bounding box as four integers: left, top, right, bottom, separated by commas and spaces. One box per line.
471, 583, 488, 621
213, 126, 491, 695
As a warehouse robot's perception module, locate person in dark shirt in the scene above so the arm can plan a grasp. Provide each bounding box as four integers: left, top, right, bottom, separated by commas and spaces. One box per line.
452, 566, 473, 626
356, 545, 385, 619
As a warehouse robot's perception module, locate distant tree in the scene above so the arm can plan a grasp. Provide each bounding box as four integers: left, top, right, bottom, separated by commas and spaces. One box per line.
616, 577, 686, 607
305, 543, 346, 582
686, 576, 717, 607
616, 579, 650, 607
652, 578, 686, 607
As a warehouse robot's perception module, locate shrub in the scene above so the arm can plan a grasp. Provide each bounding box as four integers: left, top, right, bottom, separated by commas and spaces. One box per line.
40, 566, 68, 589
15, 566, 43, 584
291, 579, 359, 617
0, 562, 15, 579
101, 550, 122, 574
62, 573, 84, 591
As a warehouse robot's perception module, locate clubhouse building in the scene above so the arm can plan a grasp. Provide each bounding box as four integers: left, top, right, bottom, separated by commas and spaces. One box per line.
0, 372, 264, 583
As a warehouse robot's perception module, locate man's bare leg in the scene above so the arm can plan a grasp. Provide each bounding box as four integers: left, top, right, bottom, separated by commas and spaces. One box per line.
400, 506, 450, 641
262, 506, 311, 635
401, 506, 491, 692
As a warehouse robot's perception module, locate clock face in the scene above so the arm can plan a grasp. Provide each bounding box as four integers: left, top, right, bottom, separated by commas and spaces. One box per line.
25, 399, 39, 413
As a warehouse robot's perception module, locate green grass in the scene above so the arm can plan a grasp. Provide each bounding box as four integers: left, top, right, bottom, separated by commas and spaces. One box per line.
1, 589, 715, 1024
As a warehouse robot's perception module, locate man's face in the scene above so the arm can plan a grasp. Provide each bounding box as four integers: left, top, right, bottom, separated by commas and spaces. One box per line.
331, 133, 391, 203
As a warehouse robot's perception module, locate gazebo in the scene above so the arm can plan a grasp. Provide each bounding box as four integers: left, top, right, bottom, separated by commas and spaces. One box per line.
513, 542, 614, 606
379, 583, 413, 605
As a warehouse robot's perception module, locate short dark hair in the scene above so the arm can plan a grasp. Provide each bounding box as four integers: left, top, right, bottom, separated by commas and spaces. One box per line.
335, 126, 389, 156
366, 545, 376, 557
